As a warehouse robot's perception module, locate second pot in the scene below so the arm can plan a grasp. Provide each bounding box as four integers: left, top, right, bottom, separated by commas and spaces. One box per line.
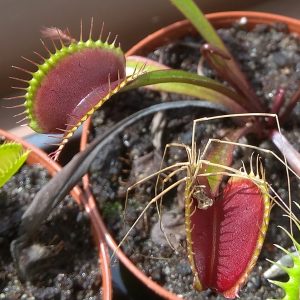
80, 11, 300, 300
0, 129, 112, 300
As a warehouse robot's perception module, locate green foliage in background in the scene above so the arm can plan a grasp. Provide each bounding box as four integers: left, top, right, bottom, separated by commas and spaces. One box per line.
0, 142, 30, 188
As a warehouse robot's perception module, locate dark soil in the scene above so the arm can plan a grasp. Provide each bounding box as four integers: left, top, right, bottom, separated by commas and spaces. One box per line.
0, 162, 101, 299
87, 20, 300, 299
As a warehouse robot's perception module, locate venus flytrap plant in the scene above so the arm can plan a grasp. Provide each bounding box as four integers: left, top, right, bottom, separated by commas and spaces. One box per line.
119, 112, 299, 299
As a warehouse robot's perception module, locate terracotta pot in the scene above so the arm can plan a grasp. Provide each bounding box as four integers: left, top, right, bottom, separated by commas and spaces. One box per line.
0, 129, 112, 300
80, 11, 300, 300
126, 11, 300, 56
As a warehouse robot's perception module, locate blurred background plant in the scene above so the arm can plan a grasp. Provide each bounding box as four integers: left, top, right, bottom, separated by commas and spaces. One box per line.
0, 142, 29, 188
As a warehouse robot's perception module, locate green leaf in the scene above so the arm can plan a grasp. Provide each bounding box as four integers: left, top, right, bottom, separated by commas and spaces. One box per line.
126, 56, 247, 113
170, 0, 227, 52
202, 126, 255, 196
0, 143, 30, 188
169, 0, 229, 79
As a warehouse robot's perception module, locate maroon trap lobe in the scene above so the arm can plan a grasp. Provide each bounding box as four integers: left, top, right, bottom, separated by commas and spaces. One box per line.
189, 176, 269, 298
34, 48, 126, 133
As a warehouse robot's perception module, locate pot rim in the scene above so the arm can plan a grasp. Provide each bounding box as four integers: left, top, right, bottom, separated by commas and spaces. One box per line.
0, 129, 112, 300
80, 10, 300, 300
127, 10, 300, 56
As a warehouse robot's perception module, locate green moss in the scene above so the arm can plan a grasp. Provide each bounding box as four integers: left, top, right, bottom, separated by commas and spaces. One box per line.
102, 201, 122, 219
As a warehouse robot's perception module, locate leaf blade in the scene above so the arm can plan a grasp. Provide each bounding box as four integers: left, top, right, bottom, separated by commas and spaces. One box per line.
170, 0, 227, 51
126, 57, 247, 113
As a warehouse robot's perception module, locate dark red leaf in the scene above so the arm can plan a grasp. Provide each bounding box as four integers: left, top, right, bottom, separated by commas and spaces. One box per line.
186, 175, 270, 298
34, 48, 125, 133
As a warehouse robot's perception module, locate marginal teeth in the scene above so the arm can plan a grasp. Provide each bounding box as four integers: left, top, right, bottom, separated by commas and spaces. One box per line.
263, 250, 297, 279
